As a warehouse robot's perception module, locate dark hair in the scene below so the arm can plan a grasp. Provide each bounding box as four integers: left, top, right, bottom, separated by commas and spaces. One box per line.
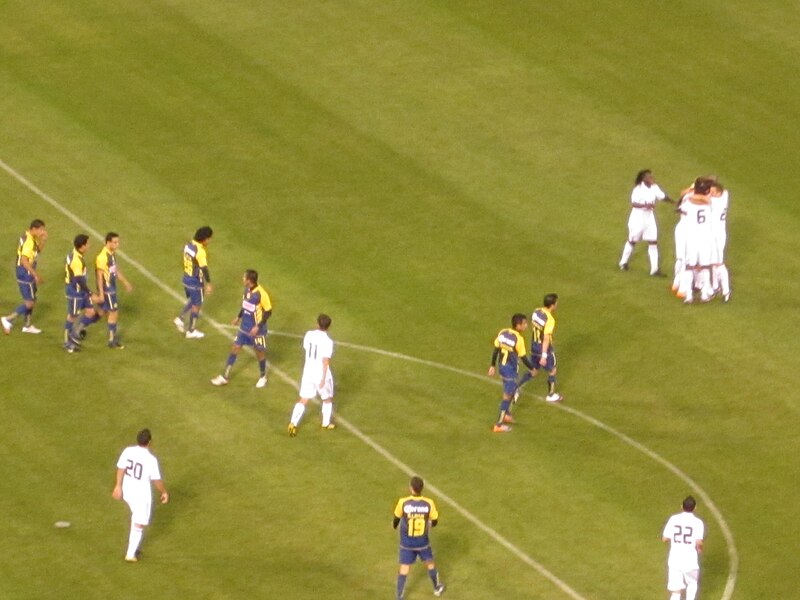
635, 169, 652, 185
410, 476, 424, 495
543, 293, 559, 308
317, 313, 332, 330
30, 219, 46, 229
244, 269, 259, 284
694, 178, 712, 195
136, 428, 152, 446
105, 232, 119, 243
511, 313, 527, 328
682, 496, 696, 512
194, 226, 213, 242
74, 234, 90, 249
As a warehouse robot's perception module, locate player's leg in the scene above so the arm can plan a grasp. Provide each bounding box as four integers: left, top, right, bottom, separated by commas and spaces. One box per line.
667, 566, 685, 600
718, 263, 731, 301
289, 394, 310, 436
684, 569, 699, 600
320, 374, 335, 429
185, 287, 205, 338
396, 561, 412, 600
104, 293, 124, 348
252, 338, 268, 387
619, 214, 640, 269
126, 521, 146, 562
421, 547, 445, 596
63, 298, 82, 351
644, 217, 661, 275
124, 498, 151, 562
545, 355, 562, 402
514, 360, 537, 400
494, 375, 515, 431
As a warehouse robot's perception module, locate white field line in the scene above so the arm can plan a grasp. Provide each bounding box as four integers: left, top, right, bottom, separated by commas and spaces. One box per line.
1, 157, 589, 600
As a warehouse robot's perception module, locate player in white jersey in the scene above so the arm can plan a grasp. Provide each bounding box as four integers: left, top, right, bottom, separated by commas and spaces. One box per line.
112, 429, 169, 562
662, 496, 705, 600
288, 314, 335, 437
679, 178, 715, 303
709, 184, 731, 301
619, 169, 673, 275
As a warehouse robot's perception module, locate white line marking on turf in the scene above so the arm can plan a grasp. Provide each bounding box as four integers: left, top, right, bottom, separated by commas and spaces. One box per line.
2, 157, 737, 600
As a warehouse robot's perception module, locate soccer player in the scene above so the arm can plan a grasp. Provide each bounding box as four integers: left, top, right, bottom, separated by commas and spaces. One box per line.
63, 234, 100, 353
393, 476, 446, 599
95, 232, 133, 348
210, 269, 272, 388
709, 182, 731, 302
487, 313, 536, 433
618, 169, 673, 275
514, 294, 563, 403
112, 428, 169, 563
288, 313, 335, 437
662, 495, 705, 600
679, 180, 714, 304
2, 219, 48, 335
174, 226, 214, 338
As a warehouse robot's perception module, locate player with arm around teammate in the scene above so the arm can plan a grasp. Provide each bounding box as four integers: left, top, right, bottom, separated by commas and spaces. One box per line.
662, 495, 705, 600
393, 476, 446, 599
112, 428, 169, 562
487, 313, 536, 432
2, 219, 48, 334
287, 313, 335, 437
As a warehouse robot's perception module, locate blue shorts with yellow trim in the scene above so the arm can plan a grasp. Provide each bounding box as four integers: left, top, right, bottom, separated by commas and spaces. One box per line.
399, 545, 434, 565
234, 330, 267, 352
100, 291, 118, 312
531, 347, 557, 372
184, 283, 204, 307
17, 280, 37, 302
66, 294, 92, 317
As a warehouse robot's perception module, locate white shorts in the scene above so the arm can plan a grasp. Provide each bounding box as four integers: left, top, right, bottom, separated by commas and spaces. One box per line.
674, 220, 687, 261
684, 231, 713, 267
299, 370, 334, 401
667, 566, 699, 592
124, 495, 152, 526
711, 230, 726, 264
627, 209, 657, 242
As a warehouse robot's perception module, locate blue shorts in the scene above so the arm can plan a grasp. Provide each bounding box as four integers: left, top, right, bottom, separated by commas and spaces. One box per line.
531, 349, 557, 372
500, 371, 518, 395
184, 284, 204, 307
399, 545, 434, 565
17, 280, 37, 302
100, 291, 118, 312
234, 330, 267, 352
66, 294, 92, 318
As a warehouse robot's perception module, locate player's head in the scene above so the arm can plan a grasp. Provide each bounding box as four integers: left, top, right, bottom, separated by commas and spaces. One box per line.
194, 226, 213, 243
410, 476, 424, 495
136, 428, 152, 447
105, 232, 120, 250
693, 177, 712, 195
635, 169, 653, 186
29, 219, 46, 231
73, 234, 90, 251
317, 313, 332, 331
244, 269, 259, 286
543, 293, 559, 309
682, 496, 696, 512
511, 313, 528, 331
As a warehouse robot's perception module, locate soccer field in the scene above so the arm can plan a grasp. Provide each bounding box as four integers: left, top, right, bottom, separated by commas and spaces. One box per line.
1, 2, 799, 599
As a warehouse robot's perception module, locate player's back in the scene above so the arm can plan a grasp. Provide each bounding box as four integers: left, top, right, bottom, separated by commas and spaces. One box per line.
303, 329, 333, 372
182, 240, 206, 283
395, 495, 438, 549
117, 445, 161, 498
710, 191, 729, 233
681, 200, 712, 236
664, 511, 704, 569
530, 308, 555, 347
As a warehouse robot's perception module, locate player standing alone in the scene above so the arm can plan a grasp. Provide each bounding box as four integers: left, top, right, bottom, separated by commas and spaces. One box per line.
393, 476, 446, 599
174, 226, 213, 338
2, 219, 48, 335
112, 429, 169, 563
619, 169, 672, 275
662, 495, 705, 600
288, 313, 336, 437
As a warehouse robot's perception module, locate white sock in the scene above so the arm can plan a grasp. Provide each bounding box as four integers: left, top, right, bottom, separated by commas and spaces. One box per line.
711, 265, 720, 291
681, 270, 694, 300
670, 593, 681, 600
620, 241, 634, 266
718, 263, 730, 295
685, 580, 698, 600
700, 268, 713, 298
321, 401, 333, 426
648, 244, 659, 273
126, 524, 143, 559
290, 402, 306, 426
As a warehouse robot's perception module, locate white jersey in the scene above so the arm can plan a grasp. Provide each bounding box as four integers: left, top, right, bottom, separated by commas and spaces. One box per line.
710, 190, 729, 263
302, 329, 334, 377
627, 182, 666, 242
681, 198, 713, 266
663, 511, 704, 571
116, 445, 162, 502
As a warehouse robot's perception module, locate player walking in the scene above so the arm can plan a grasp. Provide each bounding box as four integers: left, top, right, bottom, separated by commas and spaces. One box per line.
174, 226, 213, 338
662, 496, 704, 600
488, 313, 536, 432
2, 219, 48, 334
288, 313, 335, 437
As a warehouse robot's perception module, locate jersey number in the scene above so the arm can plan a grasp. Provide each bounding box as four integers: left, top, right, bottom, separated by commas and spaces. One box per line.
672, 524, 693, 544
125, 459, 143, 480
696, 210, 706, 224
307, 343, 318, 360
406, 515, 426, 537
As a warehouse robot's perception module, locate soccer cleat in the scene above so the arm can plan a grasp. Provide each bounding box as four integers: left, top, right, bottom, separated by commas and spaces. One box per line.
68, 332, 82, 347
434, 584, 446, 597
108, 340, 125, 349
512, 388, 520, 404
173, 317, 185, 333
1, 316, 11, 334
683, 297, 693, 305
124, 556, 138, 563
545, 393, 563, 403
64, 344, 79, 353
650, 270, 666, 277
723, 292, 731, 303
21, 325, 42, 334
492, 424, 512, 433
288, 423, 298, 437
185, 329, 205, 339
502, 413, 515, 424
322, 423, 336, 430
211, 375, 229, 386
255, 376, 268, 388
619, 263, 629, 271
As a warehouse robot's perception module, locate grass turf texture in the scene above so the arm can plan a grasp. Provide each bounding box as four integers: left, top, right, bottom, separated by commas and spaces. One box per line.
1, 1, 799, 598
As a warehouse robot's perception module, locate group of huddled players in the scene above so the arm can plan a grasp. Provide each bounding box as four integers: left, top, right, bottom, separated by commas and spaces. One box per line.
618, 169, 731, 303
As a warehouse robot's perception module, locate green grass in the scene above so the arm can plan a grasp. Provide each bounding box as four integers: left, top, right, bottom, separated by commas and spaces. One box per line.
1, 1, 799, 598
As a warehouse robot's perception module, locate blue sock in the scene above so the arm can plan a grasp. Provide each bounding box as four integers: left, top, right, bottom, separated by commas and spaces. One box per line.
428, 567, 440, 587
258, 359, 267, 377
547, 375, 556, 395
64, 321, 73, 343
188, 313, 198, 331
14, 305, 27, 317
24, 308, 33, 326
223, 354, 237, 378
496, 399, 511, 423
180, 300, 192, 316
396, 574, 407, 599
108, 323, 118, 342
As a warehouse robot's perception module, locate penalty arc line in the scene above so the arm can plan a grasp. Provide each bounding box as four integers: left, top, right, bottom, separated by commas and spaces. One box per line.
1, 157, 590, 600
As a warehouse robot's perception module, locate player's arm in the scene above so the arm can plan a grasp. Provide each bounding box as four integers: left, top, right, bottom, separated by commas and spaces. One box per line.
319, 356, 330, 388
117, 268, 133, 292
19, 254, 42, 283
96, 264, 106, 297
153, 478, 169, 504
393, 501, 403, 529
696, 539, 704, 553
112, 467, 125, 500
488, 346, 500, 376
539, 333, 552, 366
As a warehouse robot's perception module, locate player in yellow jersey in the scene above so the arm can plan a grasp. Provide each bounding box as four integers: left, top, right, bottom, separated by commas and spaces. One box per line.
174, 226, 213, 339
2, 219, 48, 334
515, 294, 563, 403
488, 313, 536, 432
63, 234, 101, 352
94, 232, 133, 348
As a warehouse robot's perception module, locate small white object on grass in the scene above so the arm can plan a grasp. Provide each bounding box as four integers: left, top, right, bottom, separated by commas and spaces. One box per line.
54, 521, 71, 528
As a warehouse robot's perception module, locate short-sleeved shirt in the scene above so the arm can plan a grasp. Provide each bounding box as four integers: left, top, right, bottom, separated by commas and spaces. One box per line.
302, 329, 333, 378
16, 231, 40, 282
182, 239, 209, 287
116, 445, 162, 502
531, 307, 555, 350
662, 511, 705, 571
394, 494, 439, 549
631, 182, 666, 210
493, 328, 527, 375
64, 249, 89, 297
95, 248, 118, 293
239, 284, 272, 335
